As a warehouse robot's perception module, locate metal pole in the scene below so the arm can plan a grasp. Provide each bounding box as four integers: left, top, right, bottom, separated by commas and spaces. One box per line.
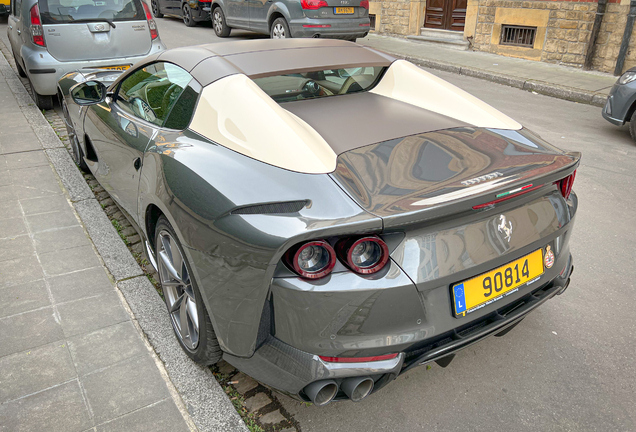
584, 0, 607, 70
614, 0, 636, 76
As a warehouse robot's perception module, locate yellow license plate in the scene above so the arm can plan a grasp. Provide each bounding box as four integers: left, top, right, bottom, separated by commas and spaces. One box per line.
452, 249, 545, 317
98, 65, 130, 71
334, 7, 355, 14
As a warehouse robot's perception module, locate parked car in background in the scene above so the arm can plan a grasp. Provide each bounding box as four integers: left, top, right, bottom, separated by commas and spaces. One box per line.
58, 39, 579, 406
150, 0, 210, 27
603, 67, 636, 142
7, 0, 165, 109
0, 0, 10, 17
208, 0, 370, 40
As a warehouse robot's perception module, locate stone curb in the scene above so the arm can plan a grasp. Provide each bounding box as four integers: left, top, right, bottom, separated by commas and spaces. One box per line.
0, 43, 247, 432
388, 53, 607, 107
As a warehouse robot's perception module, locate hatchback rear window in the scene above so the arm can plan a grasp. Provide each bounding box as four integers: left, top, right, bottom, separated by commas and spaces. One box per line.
39, 0, 145, 25
252, 67, 386, 103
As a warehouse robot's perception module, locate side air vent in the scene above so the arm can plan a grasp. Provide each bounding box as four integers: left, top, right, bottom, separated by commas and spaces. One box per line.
231, 200, 309, 215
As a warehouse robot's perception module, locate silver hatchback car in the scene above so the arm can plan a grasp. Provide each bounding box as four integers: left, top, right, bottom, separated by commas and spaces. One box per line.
7, 0, 165, 109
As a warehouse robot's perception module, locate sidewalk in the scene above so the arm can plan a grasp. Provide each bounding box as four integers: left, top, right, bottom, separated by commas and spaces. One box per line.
359, 33, 617, 107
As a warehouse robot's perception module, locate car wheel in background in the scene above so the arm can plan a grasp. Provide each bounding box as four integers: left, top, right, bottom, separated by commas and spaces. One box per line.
212, 7, 231, 37
151, 0, 164, 18
271, 17, 290, 39
155, 216, 222, 365
29, 79, 53, 110
13, 51, 27, 78
61, 98, 89, 172
629, 111, 636, 142
182, 3, 197, 27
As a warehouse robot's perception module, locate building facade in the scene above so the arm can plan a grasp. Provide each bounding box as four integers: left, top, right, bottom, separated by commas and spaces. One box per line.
370, 0, 636, 74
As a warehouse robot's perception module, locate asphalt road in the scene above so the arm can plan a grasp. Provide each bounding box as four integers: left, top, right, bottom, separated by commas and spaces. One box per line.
2, 15, 635, 431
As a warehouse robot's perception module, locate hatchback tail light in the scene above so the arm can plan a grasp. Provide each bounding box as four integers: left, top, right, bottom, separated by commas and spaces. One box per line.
337, 236, 389, 275
360, 0, 369, 8
30, 4, 45, 47
286, 240, 336, 279
141, 1, 159, 40
301, 0, 328, 9
557, 170, 576, 200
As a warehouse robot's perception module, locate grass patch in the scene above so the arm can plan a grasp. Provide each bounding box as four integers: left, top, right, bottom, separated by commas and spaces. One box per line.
111, 219, 129, 245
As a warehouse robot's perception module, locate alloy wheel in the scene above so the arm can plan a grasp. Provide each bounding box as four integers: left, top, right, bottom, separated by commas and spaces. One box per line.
213, 10, 222, 34
183, 5, 191, 26
151, 0, 159, 16
272, 23, 286, 39
158, 229, 200, 350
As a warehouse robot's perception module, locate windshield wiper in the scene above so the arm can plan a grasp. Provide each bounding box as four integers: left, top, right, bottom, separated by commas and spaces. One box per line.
70, 18, 116, 28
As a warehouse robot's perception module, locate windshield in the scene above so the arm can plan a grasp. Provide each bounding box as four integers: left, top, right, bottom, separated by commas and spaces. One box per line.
252, 67, 386, 103
39, 0, 145, 25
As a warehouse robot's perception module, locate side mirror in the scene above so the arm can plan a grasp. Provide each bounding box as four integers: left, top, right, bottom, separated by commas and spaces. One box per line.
70, 80, 107, 106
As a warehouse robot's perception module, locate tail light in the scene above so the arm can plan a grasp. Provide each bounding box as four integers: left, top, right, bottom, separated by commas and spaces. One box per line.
360, 0, 369, 8
286, 240, 336, 279
557, 170, 576, 200
337, 236, 389, 275
301, 0, 328, 9
141, 2, 159, 40
319, 353, 398, 363
30, 4, 45, 47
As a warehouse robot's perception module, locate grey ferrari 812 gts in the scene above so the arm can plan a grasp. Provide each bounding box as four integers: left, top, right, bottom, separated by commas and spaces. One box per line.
58, 39, 579, 405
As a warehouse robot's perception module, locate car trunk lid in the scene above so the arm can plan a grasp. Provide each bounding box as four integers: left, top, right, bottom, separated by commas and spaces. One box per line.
39, 0, 151, 62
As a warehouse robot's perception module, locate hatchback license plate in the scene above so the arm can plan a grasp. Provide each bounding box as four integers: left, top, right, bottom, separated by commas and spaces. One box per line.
334, 7, 354, 14
452, 249, 544, 317
98, 65, 130, 71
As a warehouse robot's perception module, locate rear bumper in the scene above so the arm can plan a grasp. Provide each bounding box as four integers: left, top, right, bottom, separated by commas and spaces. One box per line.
21, 40, 166, 96
224, 258, 574, 401
289, 17, 370, 38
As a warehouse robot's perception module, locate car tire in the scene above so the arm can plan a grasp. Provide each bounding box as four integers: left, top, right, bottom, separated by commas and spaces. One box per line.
271, 17, 291, 39
61, 97, 89, 172
182, 3, 197, 27
13, 51, 27, 78
629, 110, 636, 142
151, 0, 164, 18
155, 216, 222, 365
212, 7, 231, 37
29, 79, 53, 110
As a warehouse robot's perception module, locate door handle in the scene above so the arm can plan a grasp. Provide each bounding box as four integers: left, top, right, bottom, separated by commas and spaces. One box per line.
17, 30, 21, 35
8, 25, 12, 29
133, 158, 142, 171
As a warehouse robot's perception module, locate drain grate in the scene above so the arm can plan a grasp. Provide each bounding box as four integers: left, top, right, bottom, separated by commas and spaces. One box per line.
500, 25, 537, 48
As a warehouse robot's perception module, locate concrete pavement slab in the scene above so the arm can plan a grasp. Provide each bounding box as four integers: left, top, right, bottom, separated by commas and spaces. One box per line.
56, 292, 129, 338
0, 234, 34, 262
26, 210, 79, 233
38, 244, 102, 276
0, 280, 49, 318
0, 342, 76, 404
0, 254, 44, 287
33, 225, 92, 254
20, 194, 71, 215
0, 380, 92, 432
0, 307, 63, 357
67, 321, 147, 376
44, 147, 94, 202
95, 399, 191, 432
82, 355, 171, 424
4, 150, 50, 170
46, 267, 114, 304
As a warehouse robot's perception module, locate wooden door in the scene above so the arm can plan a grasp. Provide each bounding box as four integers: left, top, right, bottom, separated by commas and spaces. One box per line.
424, 0, 467, 31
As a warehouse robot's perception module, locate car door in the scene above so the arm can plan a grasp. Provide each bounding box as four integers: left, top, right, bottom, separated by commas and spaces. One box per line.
248, 0, 269, 32
83, 61, 193, 225
7, 0, 23, 58
225, 0, 249, 28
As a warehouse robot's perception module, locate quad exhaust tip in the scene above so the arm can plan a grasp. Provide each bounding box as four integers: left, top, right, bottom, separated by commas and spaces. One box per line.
304, 380, 338, 406
341, 376, 374, 402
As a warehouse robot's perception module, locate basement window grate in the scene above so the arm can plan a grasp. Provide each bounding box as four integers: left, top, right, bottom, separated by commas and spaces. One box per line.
500, 25, 537, 48
369, 14, 376, 30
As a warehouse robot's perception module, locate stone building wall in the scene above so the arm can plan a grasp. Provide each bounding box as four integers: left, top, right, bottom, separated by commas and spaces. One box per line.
590, 3, 633, 73
377, 0, 427, 36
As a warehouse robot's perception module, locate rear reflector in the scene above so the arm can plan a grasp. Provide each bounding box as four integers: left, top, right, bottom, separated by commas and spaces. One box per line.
472, 184, 541, 210
141, 2, 159, 40
30, 4, 45, 47
557, 170, 576, 200
359, 23, 370, 26
302, 24, 331, 28
319, 353, 399, 363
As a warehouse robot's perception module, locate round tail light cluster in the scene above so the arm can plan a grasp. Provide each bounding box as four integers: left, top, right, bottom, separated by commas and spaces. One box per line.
285, 236, 389, 279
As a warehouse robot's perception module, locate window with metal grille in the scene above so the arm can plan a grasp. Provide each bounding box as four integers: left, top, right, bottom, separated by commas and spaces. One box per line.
499, 25, 537, 48
369, 14, 376, 30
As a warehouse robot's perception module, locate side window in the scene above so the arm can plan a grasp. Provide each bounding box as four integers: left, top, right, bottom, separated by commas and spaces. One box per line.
163, 81, 201, 130
14, 0, 22, 17
116, 62, 192, 127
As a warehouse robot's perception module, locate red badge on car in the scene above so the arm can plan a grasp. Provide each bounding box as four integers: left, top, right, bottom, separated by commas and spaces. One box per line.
544, 245, 555, 269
